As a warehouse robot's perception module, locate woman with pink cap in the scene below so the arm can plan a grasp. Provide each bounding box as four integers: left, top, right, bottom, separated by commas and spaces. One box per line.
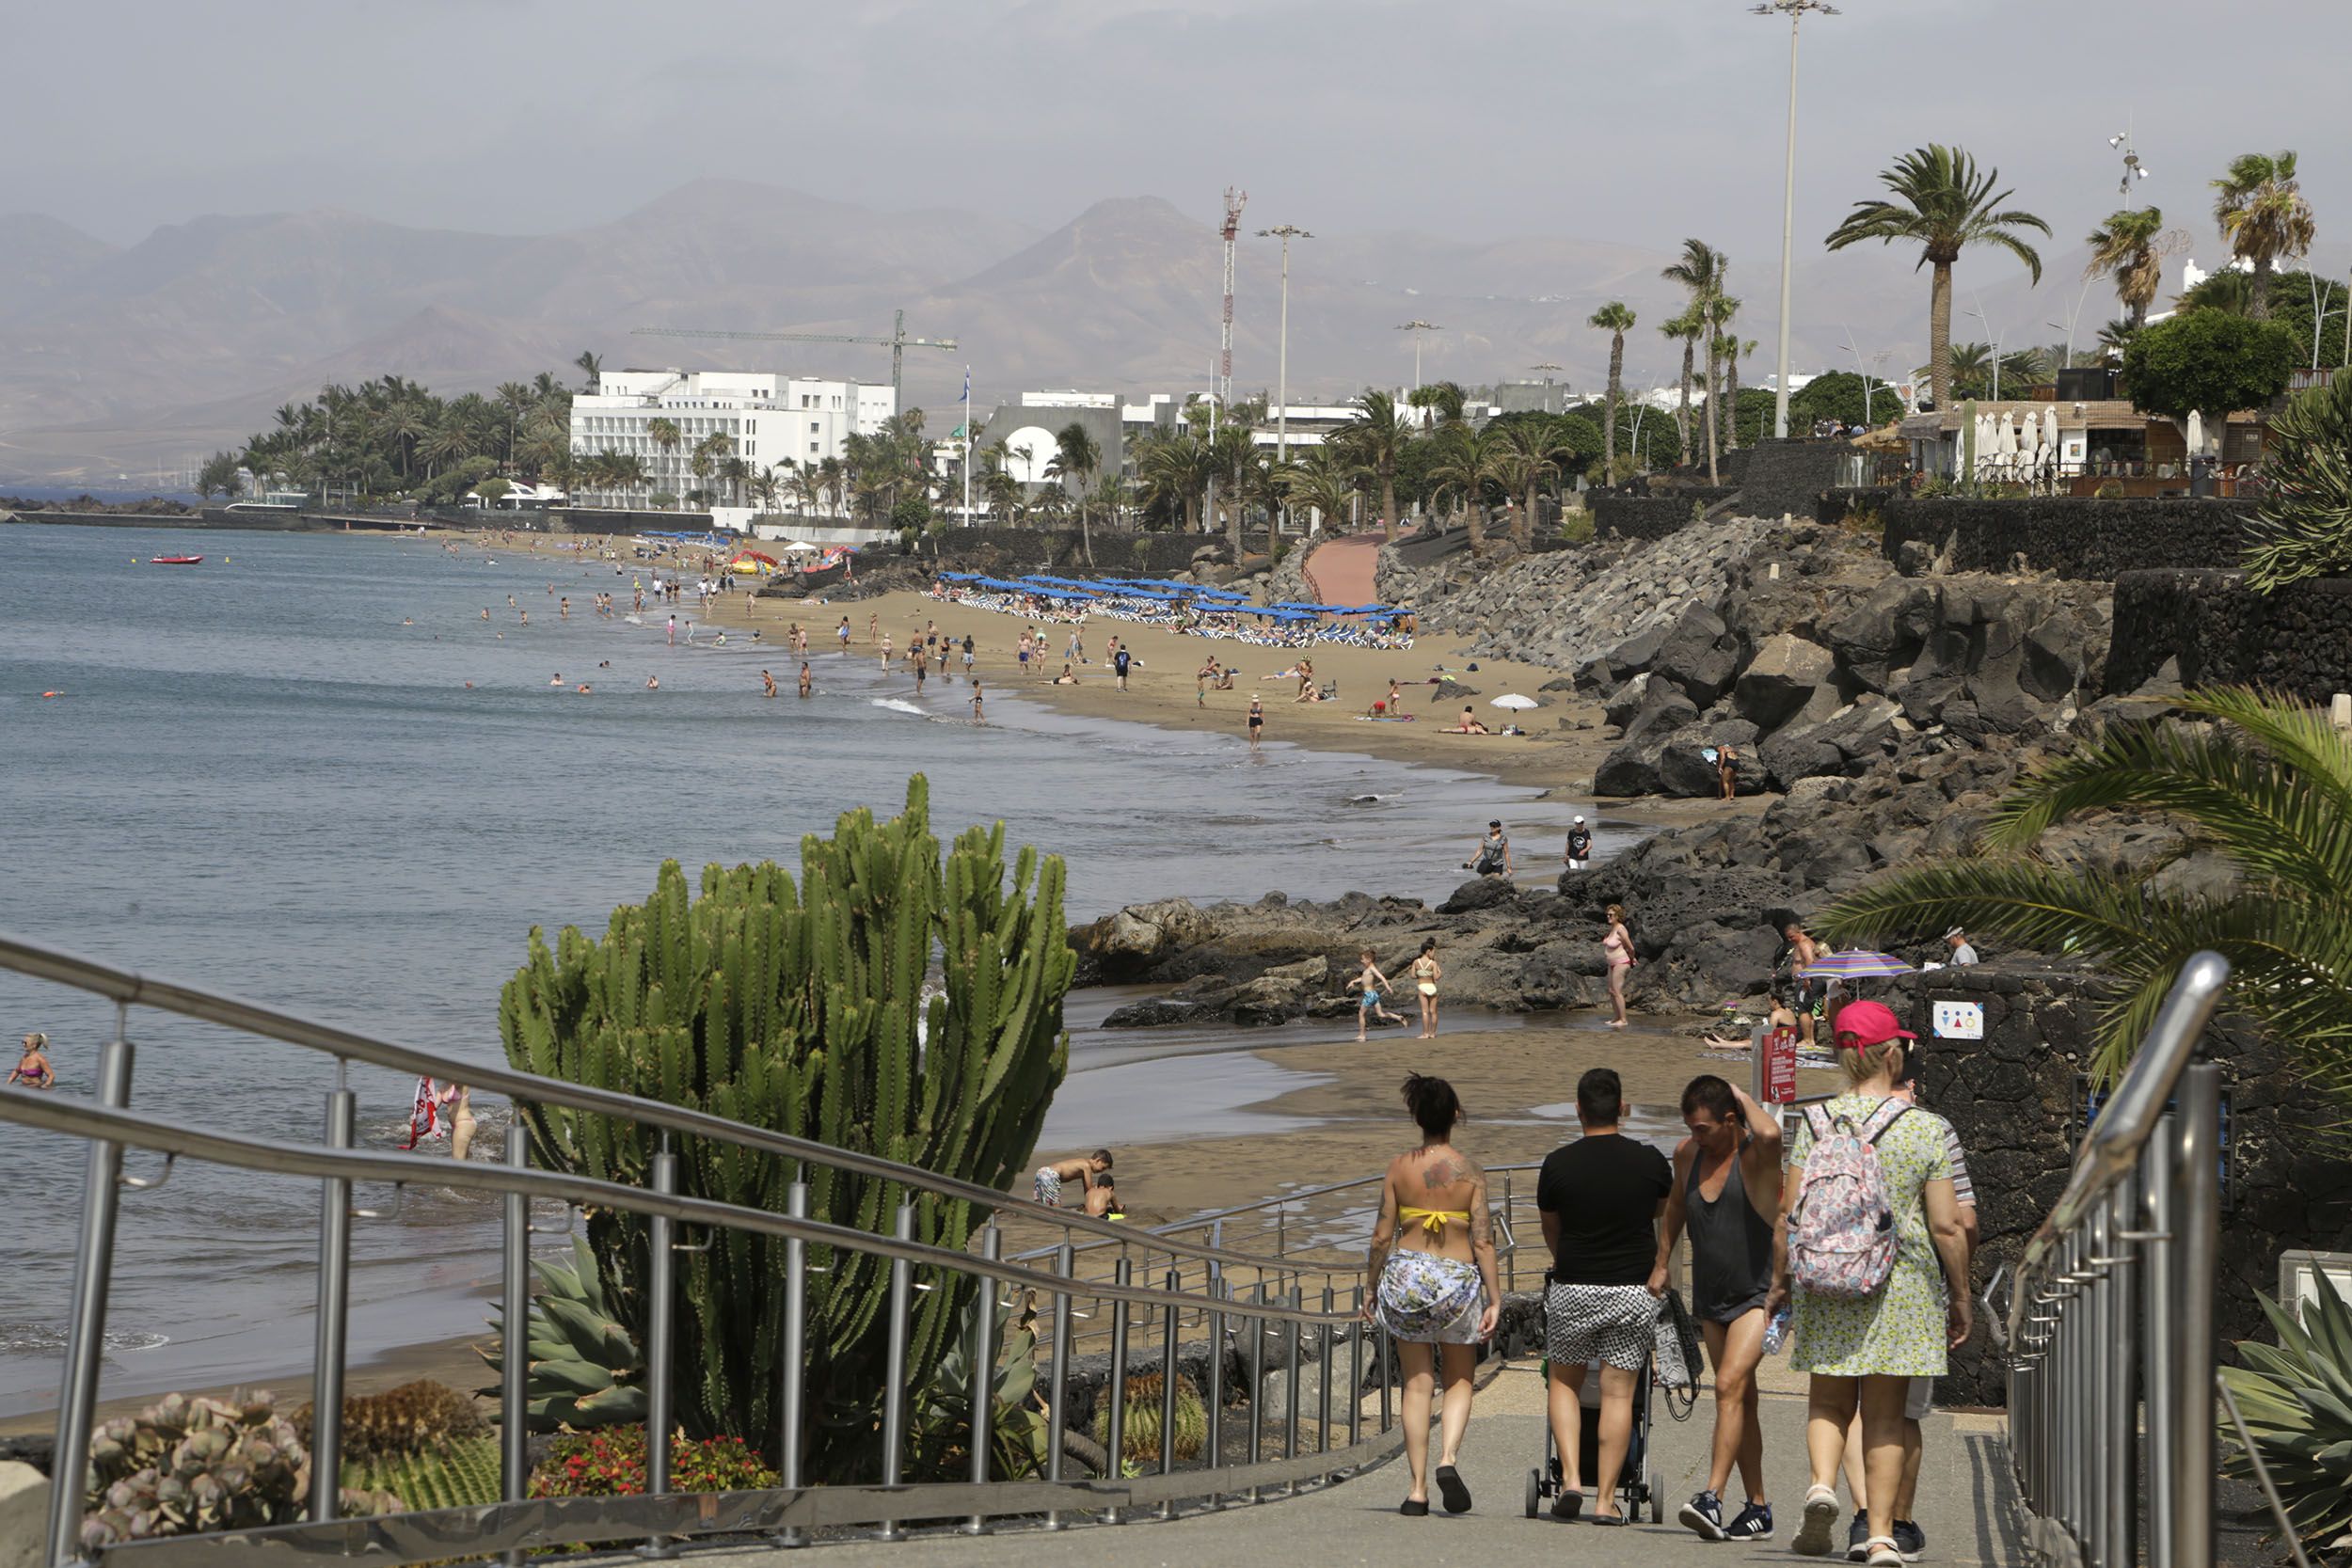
1765, 999, 1971, 1565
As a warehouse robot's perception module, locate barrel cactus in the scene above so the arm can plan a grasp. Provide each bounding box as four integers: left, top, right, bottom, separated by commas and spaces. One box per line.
297, 1379, 485, 1464
346, 1436, 501, 1512
1094, 1370, 1207, 1467
81, 1389, 395, 1548
500, 775, 1073, 1480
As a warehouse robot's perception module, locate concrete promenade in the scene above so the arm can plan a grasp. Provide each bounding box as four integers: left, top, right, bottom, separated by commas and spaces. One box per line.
714, 1363, 2024, 1567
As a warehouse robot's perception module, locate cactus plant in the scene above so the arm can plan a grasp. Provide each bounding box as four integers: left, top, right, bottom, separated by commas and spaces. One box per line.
1092, 1370, 1207, 1467
499, 775, 1073, 1480
81, 1389, 396, 1548
346, 1435, 502, 1512
476, 1233, 646, 1432
296, 1379, 485, 1465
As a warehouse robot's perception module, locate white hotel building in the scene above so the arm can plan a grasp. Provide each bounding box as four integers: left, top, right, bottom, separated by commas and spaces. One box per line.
567, 369, 897, 499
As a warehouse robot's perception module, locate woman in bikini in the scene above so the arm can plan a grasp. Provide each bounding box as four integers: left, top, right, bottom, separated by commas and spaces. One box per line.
1602, 904, 1635, 1028
1247, 695, 1263, 751
9, 1032, 56, 1090
1366, 1073, 1500, 1515
1410, 937, 1442, 1039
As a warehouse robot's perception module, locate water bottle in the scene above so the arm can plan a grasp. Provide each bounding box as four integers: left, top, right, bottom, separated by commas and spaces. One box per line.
1762, 1305, 1792, 1355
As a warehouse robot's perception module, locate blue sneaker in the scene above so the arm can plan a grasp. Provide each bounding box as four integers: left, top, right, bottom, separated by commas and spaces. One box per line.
1891, 1519, 1926, 1561
1725, 1501, 1775, 1540
1678, 1490, 1726, 1541
1846, 1507, 1872, 1561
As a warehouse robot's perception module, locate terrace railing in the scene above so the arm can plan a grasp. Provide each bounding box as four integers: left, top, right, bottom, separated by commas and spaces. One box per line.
1991, 951, 2311, 1568
0, 932, 1421, 1567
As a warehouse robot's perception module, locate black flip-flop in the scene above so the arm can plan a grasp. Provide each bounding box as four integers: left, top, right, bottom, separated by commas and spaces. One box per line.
1591, 1512, 1629, 1528
1550, 1490, 1583, 1522
1436, 1465, 1472, 1514
1400, 1497, 1430, 1516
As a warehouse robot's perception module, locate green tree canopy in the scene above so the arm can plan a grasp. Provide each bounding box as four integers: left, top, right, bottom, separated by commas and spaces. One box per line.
2121, 310, 2299, 422
196, 451, 244, 499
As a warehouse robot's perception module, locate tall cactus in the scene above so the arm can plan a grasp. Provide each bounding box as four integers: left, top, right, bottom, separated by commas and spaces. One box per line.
499, 775, 1073, 1479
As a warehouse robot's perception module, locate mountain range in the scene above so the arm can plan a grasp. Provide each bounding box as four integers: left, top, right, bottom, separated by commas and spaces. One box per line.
0, 179, 2289, 486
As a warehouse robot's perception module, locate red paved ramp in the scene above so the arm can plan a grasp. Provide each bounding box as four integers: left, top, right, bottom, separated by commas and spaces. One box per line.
1302, 534, 1388, 607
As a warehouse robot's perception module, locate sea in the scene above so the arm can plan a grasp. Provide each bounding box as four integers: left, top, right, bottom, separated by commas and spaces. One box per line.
0, 522, 1616, 1414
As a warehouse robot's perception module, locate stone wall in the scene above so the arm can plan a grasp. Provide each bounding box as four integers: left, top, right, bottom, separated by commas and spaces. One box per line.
1734, 438, 1848, 523
1881, 498, 2253, 580
1888, 962, 2352, 1407
1591, 494, 1708, 542
2106, 569, 2352, 703
928, 527, 1212, 578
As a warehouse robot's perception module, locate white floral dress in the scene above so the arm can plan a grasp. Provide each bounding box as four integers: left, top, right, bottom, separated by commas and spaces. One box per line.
1788, 1093, 1955, 1378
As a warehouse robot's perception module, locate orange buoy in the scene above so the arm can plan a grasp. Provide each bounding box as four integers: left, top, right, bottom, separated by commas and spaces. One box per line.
41, 690, 64, 698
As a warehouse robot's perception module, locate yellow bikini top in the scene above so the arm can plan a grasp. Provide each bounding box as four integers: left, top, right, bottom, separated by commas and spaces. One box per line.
1398, 1207, 1470, 1235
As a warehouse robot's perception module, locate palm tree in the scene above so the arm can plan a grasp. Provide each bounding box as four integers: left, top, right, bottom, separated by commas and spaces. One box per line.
2084, 207, 2175, 331
1406, 380, 1467, 427
1426, 422, 1498, 555
1825, 144, 2050, 411
1820, 689, 2352, 1108
2211, 151, 2316, 320
1047, 420, 1102, 566
2095, 318, 2139, 362
1209, 422, 1257, 562
574, 351, 603, 393
1938, 341, 1996, 400
646, 418, 681, 503
1279, 446, 1358, 533
1588, 302, 1636, 480
1661, 309, 1703, 460
1662, 240, 1728, 482
1135, 428, 1214, 532
1332, 389, 1412, 541
1488, 420, 1567, 548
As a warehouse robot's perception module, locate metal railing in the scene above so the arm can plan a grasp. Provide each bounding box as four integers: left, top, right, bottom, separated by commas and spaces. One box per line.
0, 932, 1411, 1567
1990, 951, 2310, 1568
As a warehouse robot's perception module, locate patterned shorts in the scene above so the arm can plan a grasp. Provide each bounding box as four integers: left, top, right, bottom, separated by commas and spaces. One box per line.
1375, 1252, 1486, 1345
1545, 1280, 1657, 1372
1032, 1167, 1063, 1206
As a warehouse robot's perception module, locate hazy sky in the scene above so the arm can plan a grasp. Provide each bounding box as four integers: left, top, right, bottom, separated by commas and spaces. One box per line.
12, 0, 2350, 272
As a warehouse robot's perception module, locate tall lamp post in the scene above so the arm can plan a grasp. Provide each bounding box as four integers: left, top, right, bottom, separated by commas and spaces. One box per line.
1396, 320, 1442, 391
1260, 223, 1312, 534
1755, 0, 1838, 441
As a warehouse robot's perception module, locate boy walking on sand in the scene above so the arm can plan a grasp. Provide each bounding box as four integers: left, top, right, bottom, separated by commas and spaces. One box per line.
1353, 949, 1406, 1040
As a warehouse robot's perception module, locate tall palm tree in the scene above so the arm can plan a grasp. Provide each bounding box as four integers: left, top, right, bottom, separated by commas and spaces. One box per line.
1278, 446, 1358, 534
573, 351, 603, 393
1825, 144, 2050, 411
1587, 302, 1636, 482
1046, 420, 1102, 566
1135, 428, 1214, 532
1332, 389, 1412, 541
2211, 151, 2316, 320
1426, 422, 1498, 555
1662, 241, 1728, 482
1488, 420, 1568, 548
646, 418, 681, 503
1660, 309, 1703, 461
1406, 380, 1467, 427
2084, 207, 2175, 331
1820, 689, 2352, 1108
1208, 422, 1257, 562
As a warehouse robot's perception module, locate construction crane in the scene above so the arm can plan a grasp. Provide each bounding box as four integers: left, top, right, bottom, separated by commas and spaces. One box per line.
629, 309, 958, 414
1218, 187, 1247, 414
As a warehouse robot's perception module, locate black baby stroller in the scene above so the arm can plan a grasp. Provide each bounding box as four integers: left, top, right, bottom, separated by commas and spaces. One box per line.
1521, 1286, 1701, 1522
1522, 1354, 1663, 1522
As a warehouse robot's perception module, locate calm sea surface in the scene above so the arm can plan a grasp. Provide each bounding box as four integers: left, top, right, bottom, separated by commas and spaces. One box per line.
0, 523, 1612, 1411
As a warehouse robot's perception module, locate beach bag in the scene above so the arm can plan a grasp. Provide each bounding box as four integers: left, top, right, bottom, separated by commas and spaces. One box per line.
1788, 1101, 1909, 1300
1652, 1288, 1704, 1396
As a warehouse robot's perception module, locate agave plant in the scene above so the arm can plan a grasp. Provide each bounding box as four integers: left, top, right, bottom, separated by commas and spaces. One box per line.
911, 1296, 1049, 1480
477, 1233, 646, 1432
2220, 1270, 2352, 1549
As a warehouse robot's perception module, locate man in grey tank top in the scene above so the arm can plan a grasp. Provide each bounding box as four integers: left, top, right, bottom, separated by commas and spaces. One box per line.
1649, 1075, 1784, 1542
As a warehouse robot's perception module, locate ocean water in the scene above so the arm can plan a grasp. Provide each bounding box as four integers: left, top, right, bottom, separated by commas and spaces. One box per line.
0, 523, 1611, 1412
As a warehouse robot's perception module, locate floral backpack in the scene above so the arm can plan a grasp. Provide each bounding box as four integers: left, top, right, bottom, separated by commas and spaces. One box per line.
1788, 1100, 1910, 1299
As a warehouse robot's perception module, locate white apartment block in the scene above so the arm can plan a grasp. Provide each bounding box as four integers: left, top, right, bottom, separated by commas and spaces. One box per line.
568, 369, 897, 498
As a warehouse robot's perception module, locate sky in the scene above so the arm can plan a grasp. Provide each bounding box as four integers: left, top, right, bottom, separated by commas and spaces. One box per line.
11, 0, 2351, 274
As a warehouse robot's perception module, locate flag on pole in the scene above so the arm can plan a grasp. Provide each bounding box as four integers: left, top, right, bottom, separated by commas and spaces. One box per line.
960, 367, 970, 404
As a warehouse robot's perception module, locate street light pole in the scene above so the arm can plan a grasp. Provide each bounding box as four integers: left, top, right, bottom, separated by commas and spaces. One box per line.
1396, 320, 1441, 391
1260, 224, 1311, 534
1756, 0, 1837, 442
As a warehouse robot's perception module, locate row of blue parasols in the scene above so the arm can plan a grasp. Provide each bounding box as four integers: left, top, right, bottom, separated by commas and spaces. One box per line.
938, 571, 1397, 621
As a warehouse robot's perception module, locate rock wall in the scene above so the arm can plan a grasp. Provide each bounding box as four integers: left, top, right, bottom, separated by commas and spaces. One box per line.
1591, 495, 1708, 542
924, 528, 1217, 578
1882, 498, 2253, 580
2106, 569, 2352, 704
1732, 438, 1850, 523
1888, 962, 2352, 1407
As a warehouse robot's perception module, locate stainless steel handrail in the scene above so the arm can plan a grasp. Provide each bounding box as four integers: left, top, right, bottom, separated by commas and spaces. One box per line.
1, 934, 1412, 1568
0, 931, 1325, 1277
1996, 951, 2310, 1568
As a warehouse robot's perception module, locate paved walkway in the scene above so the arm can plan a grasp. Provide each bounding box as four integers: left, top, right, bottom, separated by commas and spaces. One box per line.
707, 1364, 2024, 1567
1299, 533, 1390, 610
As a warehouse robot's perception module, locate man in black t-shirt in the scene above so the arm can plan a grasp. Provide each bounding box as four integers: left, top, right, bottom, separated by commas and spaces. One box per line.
1534, 1067, 1673, 1523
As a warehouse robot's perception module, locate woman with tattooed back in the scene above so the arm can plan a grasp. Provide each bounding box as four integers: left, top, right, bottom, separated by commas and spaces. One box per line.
1366, 1072, 1501, 1515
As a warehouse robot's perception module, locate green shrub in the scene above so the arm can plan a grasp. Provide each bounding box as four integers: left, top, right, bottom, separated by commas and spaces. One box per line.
1557, 509, 1595, 546
2220, 1270, 2352, 1547
2093, 480, 2125, 499
2243, 369, 2352, 593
